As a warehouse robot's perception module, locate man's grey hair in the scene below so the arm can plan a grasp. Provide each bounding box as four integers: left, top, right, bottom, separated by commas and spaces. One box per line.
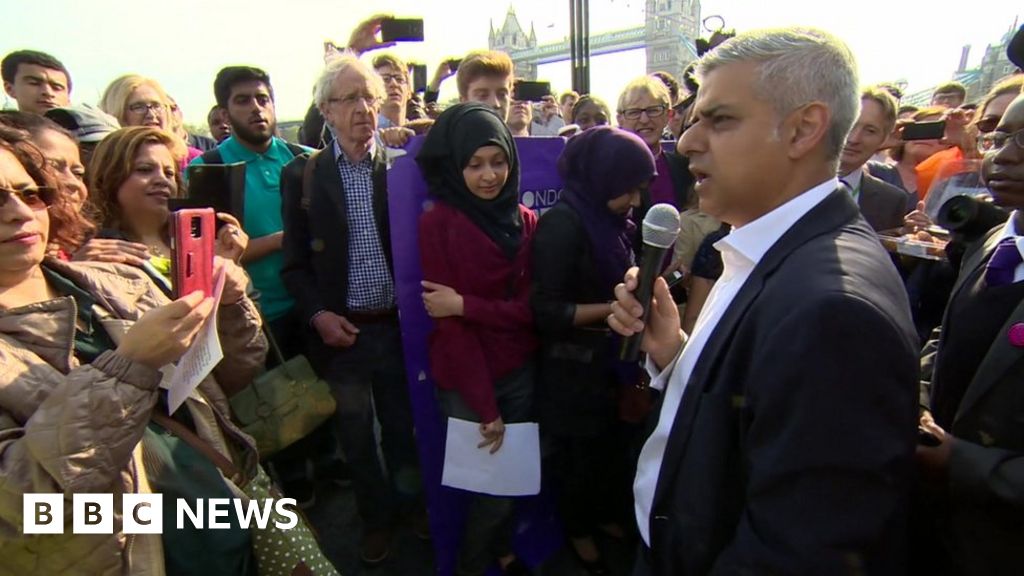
697, 27, 859, 163
312, 53, 386, 111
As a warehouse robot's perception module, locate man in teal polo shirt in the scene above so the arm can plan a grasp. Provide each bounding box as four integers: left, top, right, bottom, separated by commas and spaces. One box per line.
190, 66, 329, 506
191, 66, 304, 328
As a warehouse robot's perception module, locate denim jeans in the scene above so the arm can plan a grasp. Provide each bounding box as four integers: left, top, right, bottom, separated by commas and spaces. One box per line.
322, 321, 421, 530
437, 362, 535, 576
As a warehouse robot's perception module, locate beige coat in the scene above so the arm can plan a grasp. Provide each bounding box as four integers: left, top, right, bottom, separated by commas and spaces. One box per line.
0, 259, 267, 575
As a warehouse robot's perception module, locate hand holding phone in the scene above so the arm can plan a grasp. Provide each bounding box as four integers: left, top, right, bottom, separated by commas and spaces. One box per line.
347, 13, 397, 55
170, 208, 215, 299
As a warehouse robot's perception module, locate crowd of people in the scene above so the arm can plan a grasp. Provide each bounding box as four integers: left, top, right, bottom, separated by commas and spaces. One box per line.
1, 11, 1023, 576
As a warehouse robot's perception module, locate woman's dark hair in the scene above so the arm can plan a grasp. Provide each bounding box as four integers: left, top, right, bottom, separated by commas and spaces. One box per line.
87, 126, 183, 233
0, 125, 88, 252
0, 110, 76, 141
570, 95, 610, 124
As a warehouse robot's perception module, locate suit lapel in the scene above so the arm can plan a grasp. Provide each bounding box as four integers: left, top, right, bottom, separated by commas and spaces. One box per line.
950, 228, 1003, 299
954, 231, 1024, 422
319, 142, 348, 223
857, 171, 881, 226
651, 190, 861, 509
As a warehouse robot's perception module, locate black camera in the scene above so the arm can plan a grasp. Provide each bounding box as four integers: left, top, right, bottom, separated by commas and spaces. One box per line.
937, 195, 1008, 244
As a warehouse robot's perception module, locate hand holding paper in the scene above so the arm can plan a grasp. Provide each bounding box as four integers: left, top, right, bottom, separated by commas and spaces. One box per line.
163, 265, 227, 413
116, 290, 215, 370
442, 417, 540, 497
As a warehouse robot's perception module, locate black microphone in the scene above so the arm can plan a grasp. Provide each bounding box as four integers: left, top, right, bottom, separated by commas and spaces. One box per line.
620, 203, 681, 362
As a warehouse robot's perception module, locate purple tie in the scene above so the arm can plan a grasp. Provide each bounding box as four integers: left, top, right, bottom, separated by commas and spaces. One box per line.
985, 237, 1023, 287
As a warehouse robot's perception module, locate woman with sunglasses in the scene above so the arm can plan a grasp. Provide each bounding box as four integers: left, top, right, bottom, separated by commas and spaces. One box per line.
0, 125, 270, 575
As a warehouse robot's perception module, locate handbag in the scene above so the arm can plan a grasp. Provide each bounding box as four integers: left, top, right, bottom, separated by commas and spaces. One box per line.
229, 318, 337, 458
151, 410, 339, 576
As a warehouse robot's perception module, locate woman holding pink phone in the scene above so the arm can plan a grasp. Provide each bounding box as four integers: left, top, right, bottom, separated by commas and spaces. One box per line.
86, 127, 247, 295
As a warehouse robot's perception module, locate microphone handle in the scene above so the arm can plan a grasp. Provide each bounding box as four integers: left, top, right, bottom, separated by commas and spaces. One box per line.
620, 244, 669, 362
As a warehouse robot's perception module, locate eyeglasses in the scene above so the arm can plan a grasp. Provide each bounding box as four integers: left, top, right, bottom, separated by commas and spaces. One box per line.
379, 73, 407, 85
128, 101, 166, 115
977, 129, 1024, 154
328, 94, 382, 107
975, 118, 1000, 135
619, 105, 668, 121
0, 186, 57, 211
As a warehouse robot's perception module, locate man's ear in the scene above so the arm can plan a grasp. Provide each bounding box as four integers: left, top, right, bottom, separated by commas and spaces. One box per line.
3, 81, 15, 99
785, 101, 831, 161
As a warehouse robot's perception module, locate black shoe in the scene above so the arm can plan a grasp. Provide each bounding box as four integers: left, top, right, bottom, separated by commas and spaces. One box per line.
282, 479, 316, 509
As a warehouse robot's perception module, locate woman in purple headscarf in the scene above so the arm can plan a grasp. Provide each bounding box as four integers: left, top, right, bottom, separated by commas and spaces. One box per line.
530, 126, 656, 574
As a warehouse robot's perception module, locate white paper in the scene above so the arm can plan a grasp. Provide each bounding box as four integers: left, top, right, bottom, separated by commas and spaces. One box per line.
163, 267, 226, 414
441, 418, 541, 497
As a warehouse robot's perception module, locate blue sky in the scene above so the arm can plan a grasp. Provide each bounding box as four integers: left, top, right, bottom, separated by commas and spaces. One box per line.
2, 0, 1020, 125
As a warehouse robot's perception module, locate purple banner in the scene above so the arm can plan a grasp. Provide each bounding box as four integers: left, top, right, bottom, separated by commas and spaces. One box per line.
387, 136, 567, 575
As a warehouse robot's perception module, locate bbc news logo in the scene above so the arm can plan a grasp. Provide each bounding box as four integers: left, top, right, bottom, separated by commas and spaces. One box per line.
23, 494, 298, 534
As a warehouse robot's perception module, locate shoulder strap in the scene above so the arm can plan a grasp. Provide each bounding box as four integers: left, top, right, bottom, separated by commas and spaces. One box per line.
285, 142, 306, 158
151, 409, 243, 483
200, 148, 224, 165
300, 149, 322, 211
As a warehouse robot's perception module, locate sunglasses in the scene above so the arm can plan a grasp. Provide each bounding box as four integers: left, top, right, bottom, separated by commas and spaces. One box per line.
0, 186, 57, 211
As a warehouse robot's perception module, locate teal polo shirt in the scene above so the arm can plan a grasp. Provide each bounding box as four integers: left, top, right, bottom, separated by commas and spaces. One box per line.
189, 136, 306, 321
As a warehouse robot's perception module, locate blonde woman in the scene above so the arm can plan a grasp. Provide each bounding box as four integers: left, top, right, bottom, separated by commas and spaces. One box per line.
99, 74, 201, 166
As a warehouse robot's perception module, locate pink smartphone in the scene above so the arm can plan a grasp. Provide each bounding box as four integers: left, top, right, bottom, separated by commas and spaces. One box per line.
169, 208, 215, 299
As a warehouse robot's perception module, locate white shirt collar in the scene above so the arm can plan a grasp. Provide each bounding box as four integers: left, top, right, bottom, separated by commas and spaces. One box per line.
996, 209, 1024, 256
839, 165, 864, 194
1000, 210, 1020, 238
717, 177, 839, 267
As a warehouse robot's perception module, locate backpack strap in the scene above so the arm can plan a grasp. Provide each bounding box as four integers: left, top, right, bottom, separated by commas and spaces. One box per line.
285, 142, 306, 158
200, 147, 224, 164
300, 149, 322, 211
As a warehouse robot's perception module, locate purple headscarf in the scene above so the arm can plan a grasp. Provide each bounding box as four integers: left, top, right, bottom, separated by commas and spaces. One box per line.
557, 126, 657, 294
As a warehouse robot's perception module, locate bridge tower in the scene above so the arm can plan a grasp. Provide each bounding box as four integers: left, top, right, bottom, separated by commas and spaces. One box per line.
489, 6, 539, 80
645, 0, 700, 91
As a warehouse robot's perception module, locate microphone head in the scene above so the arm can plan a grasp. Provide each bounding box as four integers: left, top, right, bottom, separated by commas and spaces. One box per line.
642, 203, 681, 248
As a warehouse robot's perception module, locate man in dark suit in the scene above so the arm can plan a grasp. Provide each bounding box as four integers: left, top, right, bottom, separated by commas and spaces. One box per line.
840, 86, 911, 232
915, 92, 1024, 576
608, 28, 920, 575
280, 53, 422, 566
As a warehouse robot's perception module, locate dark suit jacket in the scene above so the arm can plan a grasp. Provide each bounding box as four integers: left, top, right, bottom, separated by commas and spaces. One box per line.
919, 227, 1024, 575
279, 142, 393, 330
647, 190, 920, 575
858, 168, 909, 232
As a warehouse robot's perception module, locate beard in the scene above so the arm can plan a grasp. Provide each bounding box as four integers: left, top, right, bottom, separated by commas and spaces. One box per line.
229, 117, 275, 147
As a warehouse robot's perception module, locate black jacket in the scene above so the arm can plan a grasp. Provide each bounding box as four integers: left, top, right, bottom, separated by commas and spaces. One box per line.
918, 227, 1024, 576
859, 170, 910, 232
279, 143, 393, 330
646, 190, 919, 575
530, 203, 621, 437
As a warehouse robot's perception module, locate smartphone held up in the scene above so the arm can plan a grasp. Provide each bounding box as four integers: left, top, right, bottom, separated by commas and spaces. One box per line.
169, 208, 215, 299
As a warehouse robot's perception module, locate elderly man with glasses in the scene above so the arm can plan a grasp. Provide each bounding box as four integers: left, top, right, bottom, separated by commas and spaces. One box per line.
281, 53, 424, 566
